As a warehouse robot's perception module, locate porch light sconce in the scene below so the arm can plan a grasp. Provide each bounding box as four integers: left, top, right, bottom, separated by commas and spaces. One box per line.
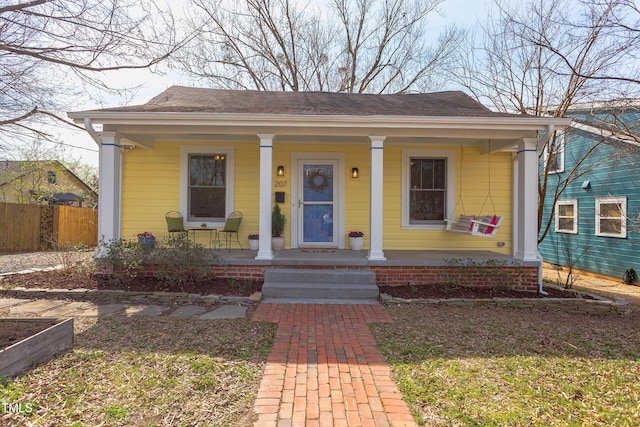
277, 165, 285, 176
351, 167, 359, 178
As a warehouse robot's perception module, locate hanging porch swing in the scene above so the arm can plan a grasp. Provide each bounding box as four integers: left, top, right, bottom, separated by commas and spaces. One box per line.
444, 142, 504, 238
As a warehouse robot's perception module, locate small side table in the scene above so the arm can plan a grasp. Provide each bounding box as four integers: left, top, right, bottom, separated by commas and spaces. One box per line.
187, 228, 218, 249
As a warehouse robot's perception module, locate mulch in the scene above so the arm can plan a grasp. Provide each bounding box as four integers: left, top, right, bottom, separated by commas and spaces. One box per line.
0, 269, 590, 299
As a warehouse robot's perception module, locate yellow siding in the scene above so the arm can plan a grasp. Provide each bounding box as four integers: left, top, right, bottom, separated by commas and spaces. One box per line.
382, 145, 512, 253
122, 141, 511, 253
122, 142, 181, 240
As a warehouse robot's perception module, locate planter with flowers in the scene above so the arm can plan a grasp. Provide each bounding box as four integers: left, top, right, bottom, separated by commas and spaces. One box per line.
248, 234, 259, 250
348, 231, 364, 251
137, 231, 156, 249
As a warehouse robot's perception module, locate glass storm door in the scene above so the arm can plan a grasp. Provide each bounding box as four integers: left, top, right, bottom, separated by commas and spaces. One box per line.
298, 161, 338, 246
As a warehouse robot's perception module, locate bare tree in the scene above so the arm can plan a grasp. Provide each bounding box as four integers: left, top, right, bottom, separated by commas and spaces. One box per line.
452, 0, 640, 243
175, 0, 464, 93
0, 0, 184, 145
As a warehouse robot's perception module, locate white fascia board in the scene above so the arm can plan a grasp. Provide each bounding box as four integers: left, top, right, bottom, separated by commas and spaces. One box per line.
69, 111, 572, 132
571, 121, 640, 147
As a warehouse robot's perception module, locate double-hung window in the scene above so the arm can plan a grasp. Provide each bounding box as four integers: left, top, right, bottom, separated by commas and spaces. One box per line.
595, 197, 627, 238
555, 199, 578, 234
402, 149, 454, 228
545, 132, 565, 174
180, 146, 234, 225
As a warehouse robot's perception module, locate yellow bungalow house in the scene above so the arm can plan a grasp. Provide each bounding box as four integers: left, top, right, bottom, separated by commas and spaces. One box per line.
68, 86, 570, 293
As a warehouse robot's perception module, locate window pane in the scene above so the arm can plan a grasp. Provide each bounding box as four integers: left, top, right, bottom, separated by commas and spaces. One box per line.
303, 204, 333, 243
410, 190, 445, 221
303, 165, 333, 202
410, 160, 422, 189
190, 188, 225, 218
433, 159, 446, 189
558, 204, 574, 217
600, 202, 622, 218
420, 160, 434, 189
600, 218, 622, 234
558, 218, 574, 231
190, 155, 226, 187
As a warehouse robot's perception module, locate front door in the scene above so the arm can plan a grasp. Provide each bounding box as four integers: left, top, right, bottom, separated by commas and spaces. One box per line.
298, 161, 338, 247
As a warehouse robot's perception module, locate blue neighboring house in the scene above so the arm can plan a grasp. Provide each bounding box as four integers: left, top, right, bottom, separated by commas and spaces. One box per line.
538, 103, 640, 282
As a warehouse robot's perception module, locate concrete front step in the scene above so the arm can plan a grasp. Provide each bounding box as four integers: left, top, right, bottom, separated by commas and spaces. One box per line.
262, 268, 379, 303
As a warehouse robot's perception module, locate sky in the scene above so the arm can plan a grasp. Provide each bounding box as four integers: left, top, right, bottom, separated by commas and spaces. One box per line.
58, 0, 493, 169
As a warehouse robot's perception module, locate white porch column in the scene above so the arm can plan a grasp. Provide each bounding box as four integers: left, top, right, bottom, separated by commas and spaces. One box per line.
368, 136, 386, 261
256, 134, 275, 260
515, 138, 539, 261
97, 132, 123, 244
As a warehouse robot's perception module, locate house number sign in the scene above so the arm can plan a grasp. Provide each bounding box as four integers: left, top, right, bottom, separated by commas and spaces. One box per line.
274, 181, 287, 187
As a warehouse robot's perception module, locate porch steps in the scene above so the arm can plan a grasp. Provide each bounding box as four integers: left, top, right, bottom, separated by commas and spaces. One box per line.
261, 268, 379, 304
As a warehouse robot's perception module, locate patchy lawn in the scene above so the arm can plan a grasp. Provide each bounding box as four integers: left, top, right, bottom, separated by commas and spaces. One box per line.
372, 304, 640, 426
0, 314, 276, 426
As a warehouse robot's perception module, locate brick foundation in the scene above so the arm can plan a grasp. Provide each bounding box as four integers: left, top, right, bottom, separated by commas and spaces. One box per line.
128, 263, 539, 293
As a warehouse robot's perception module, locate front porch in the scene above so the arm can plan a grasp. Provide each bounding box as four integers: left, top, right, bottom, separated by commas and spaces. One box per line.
207, 249, 540, 292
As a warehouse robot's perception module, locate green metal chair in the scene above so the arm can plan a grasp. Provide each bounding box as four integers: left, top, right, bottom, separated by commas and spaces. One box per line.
218, 211, 243, 250
165, 211, 188, 236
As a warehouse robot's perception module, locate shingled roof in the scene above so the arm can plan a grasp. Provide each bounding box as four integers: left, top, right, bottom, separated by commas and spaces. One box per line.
87, 86, 517, 118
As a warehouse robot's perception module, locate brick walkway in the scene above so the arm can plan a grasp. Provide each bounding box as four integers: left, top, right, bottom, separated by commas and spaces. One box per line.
252, 304, 417, 427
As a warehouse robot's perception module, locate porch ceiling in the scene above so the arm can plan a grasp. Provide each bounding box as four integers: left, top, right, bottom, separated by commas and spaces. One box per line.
84, 114, 568, 152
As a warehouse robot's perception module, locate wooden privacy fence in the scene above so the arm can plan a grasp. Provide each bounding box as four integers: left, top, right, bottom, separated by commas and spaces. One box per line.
0, 203, 98, 252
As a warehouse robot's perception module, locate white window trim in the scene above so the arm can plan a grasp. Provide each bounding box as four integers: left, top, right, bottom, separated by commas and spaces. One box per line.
554, 199, 578, 234
595, 196, 627, 238
544, 132, 565, 174
401, 149, 455, 230
180, 145, 235, 228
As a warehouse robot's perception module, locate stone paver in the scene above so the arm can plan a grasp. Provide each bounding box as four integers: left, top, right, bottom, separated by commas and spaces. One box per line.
80, 303, 126, 317
40, 301, 97, 318
0, 298, 28, 309
124, 305, 171, 317
170, 305, 207, 318
199, 305, 247, 320
9, 299, 67, 315
252, 304, 417, 427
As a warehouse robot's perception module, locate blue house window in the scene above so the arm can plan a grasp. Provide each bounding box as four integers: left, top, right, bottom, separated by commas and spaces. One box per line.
555, 199, 578, 234
545, 132, 565, 174
595, 197, 627, 238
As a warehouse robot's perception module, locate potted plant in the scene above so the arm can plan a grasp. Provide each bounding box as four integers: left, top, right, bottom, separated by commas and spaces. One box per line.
272, 203, 286, 251
200, 223, 207, 229
348, 231, 364, 251
137, 231, 156, 249
248, 233, 259, 250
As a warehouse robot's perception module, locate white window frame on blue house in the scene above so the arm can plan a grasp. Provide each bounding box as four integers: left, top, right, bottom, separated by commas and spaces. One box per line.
595, 196, 627, 238
555, 199, 578, 234
544, 132, 565, 174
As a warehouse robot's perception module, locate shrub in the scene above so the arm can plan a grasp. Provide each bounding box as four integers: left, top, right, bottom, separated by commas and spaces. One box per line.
149, 234, 217, 287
